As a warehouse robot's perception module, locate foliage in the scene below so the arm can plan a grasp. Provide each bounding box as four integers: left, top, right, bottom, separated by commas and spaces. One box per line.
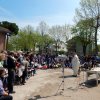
8, 26, 54, 52
49, 25, 71, 55
58, 50, 66, 55
67, 36, 77, 52
0, 21, 19, 35
75, 0, 100, 54
98, 45, 100, 52
71, 19, 94, 55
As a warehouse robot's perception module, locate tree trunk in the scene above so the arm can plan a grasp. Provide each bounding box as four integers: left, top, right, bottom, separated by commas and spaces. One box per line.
33, 44, 35, 52
38, 45, 41, 53
83, 45, 87, 56
94, 27, 98, 55
56, 42, 58, 56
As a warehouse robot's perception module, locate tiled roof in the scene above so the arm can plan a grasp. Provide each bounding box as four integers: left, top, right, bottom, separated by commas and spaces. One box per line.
0, 26, 11, 34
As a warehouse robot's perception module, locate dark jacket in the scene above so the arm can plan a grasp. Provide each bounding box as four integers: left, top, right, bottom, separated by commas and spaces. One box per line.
7, 56, 16, 70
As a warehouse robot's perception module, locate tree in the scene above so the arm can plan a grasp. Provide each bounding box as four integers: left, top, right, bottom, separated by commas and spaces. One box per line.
67, 37, 77, 52
43, 34, 54, 53
0, 21, 19, 35
49, 25, 63, 55
36, 21, 49, 53
8, 26, 54, 52
75, 0, 100, 54
22, 25, 34, 34
49, 25, 71, 55
8, 25, 35, 51
61, 24, 72, 42
36, 21, 49, 36
0, 21, 19, 50
49, 25, 62, 41
72, 19, 94, 55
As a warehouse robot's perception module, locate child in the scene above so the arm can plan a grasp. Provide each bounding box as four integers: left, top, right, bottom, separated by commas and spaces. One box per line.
0, 68, 13, 100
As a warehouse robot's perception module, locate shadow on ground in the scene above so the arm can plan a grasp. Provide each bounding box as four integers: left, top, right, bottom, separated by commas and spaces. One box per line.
28, 93, 71, 100
84, 79, 100, 88
28, 94, 57, 100
59, 75, 100, 88
59, 75, 75, 78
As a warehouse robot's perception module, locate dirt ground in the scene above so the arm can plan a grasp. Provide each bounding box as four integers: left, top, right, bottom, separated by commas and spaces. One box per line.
11, 68, 100, 100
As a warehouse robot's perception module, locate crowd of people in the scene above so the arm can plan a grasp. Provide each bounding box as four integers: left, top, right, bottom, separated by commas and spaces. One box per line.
0, 50, 99, 100
0, 50, 67, 100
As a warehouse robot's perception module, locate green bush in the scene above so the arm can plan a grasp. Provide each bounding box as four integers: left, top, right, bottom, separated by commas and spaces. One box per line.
58, 50, 66, 55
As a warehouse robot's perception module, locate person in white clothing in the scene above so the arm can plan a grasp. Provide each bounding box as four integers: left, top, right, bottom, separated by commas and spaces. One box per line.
71, 52, 80, 77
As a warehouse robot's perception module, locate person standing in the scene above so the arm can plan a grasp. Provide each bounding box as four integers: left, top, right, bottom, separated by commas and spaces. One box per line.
21, 56, 29, 85
7, 52, 16, 94
71, 52, 80, 77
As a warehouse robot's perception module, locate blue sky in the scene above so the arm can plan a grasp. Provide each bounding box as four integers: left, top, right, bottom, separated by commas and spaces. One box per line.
0, 0, 80, 28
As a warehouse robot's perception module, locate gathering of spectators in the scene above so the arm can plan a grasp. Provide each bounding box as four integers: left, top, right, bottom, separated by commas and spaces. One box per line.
0, 50, 100, 100
0, 50, 69, 100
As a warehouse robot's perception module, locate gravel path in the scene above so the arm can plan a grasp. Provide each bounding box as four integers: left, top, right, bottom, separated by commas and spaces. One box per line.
11, 68, 100, 100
